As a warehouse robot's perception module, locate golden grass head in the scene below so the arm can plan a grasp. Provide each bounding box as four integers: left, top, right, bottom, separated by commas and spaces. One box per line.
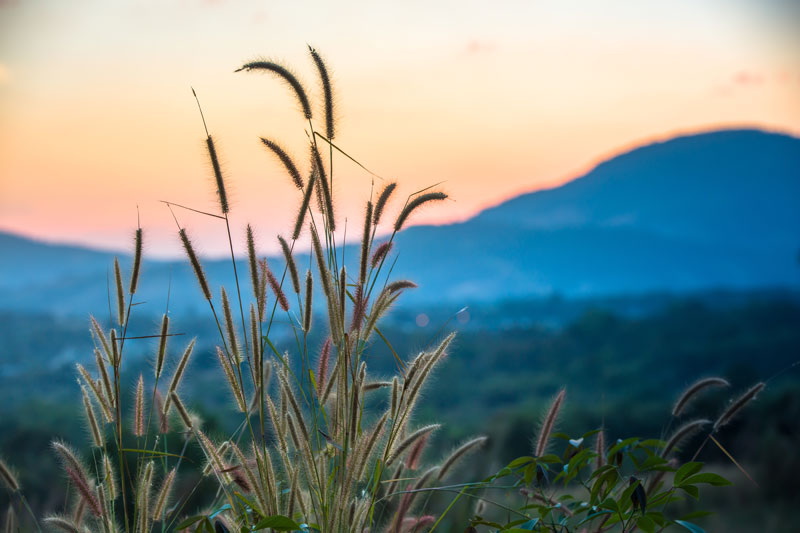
179, 228, 211, 300
714, 382, 765, 431
308, 45, 336, 140
672, 377, 730, 417
130, 227, 143, 294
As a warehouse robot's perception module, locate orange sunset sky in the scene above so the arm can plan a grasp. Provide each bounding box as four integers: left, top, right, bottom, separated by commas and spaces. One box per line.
1, 0, 798, 257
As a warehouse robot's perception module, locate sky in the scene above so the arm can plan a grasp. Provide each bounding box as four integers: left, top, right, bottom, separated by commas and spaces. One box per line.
0, 0, 798, 257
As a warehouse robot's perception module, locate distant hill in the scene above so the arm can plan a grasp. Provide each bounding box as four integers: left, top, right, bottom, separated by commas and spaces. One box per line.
1, 128, 798, 314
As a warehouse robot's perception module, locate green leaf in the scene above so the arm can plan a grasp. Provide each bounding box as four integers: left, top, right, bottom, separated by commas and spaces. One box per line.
175, 515, 205, 530
507, 456, 535, 469
680, 473, 732, 487
637, 515, 656, 533
253, 515, 302, 531
680, 484, 700, 499
675, 519, 706, 533
674, 462, 703, 485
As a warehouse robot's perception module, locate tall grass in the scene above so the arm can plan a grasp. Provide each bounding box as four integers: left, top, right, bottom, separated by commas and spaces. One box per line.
23, 49, 478, 533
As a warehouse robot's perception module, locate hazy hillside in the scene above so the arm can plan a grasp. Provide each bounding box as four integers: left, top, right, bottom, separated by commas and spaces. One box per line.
1, 128, 798, 313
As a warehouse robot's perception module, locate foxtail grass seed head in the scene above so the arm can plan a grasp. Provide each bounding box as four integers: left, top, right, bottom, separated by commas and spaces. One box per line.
81, 386, 104, 448
206, 136, 229, 214
153, 468, 177, 520
0, 457, 20, 492
437, 436, 488, 480
316, 338, 331, 396
371, 241, 393, 269
236, 60, 313, 120
134, 374, 145, 437
387, 280, 418, 294
43, 516, 83, 533
77, 363, 113, 422
113, 257, 125, 326
260, 138, 303, 189
264, 261, 290, 312
663, 419, 710, 457
672, 377, 730, 417
394, 192, 448, 232
246, 224, 260, 301
137, 461, 154, 531
405, 432, 429, 470
359, 201, 373, 285
278, 235, 301, 293
373, 182, 397, 225
179, 228, 211, 300
94, 348, 114, 411
714, 382, 765, 431
153, 391, 167, 434
130, 227, 142, 294
165, 338, 197, 410
350, 283, 366, 332
595, 429, 606, 468
170, 392, 193, 429
110, 329, 120, 368
303, 269, 313, 333
535, 388, 566, 457
221, 287, 241, 361
217, 346, 247, 412
312, 145, 335, 230
101, 454, 117, 501
292, 172, 316, 240
155, 313, 169, 379
52, 441, 102, 517
388, 424, 440, 466
390, 376, 399, 418
250, 304, 261, 374
309, 46, 335, 139
90, 316, 112, 363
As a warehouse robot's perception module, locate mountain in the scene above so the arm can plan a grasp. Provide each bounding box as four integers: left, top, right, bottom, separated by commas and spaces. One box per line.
1, 128, 798, 314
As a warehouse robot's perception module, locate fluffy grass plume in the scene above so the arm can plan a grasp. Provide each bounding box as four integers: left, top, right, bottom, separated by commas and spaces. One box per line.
278, 235, 301, 294
129, 227, 143, 294
113, 257, 125, 326
52, 441, 102, 517
359, 201, 373, 285
373, 182, 397, 225
714, 382, 765, 431
260, 138, 303, 189
394, 192, 447, 232
164, 338, 196, 413
80, 386, 104, 448
595, 429, 606, 468
217, 346, 247, 412
4, 505, 15, 533
534, 388, 566, 457
93, 348, 114, 411
179, 228, 211, 300
221, 286, 241, 361
134, 374, 145, 437
292, 172, 317, 240
169, 392, 193, 429
663, 419, 710, 456
312, 144, 336, 230
672, 377, 730, 417
303, 269, 313, 332
155, 314, 169, 379
371, 241, 393, 269
206, 136, 230, 214
153, 467, 177, 520
43, 516, 83, 533
316, 338, 331, 396
246, 224, 260, 302
309, 46, 335, 139
388, 424, 440, 466
236, 59, 313, 120
0, 456, 19, 492
90, 316, 112, 363
437, 436, 488, 480
101, 453, 117, 501
263, 260, 290, 311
